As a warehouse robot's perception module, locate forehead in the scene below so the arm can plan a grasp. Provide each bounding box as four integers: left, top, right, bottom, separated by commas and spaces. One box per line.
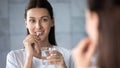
27, 8, 50, 18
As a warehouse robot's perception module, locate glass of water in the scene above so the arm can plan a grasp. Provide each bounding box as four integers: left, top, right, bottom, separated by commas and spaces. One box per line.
41, 47, 56, 65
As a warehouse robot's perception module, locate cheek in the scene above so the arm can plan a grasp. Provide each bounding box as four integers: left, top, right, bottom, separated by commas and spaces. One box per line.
86, 19, 96, 40
45, 24, 51, 33
43, 22, 51, 29
85, 14, 95, 36
27, 24, 35, 33
86, 17, 92, 35
86, 19, 98, 43
86, 23, 91, 37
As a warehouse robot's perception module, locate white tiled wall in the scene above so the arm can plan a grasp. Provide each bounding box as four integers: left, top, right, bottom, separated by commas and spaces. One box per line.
0, 0, 87, 68
9, 3, 26, 50
0, 0, 10, 67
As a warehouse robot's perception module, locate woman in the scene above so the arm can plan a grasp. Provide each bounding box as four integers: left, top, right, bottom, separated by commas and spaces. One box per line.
6, 0, 73, 68
72, 0, 120, 68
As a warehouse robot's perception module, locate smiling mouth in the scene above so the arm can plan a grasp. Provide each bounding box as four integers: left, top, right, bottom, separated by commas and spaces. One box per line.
36, 32, 42, 36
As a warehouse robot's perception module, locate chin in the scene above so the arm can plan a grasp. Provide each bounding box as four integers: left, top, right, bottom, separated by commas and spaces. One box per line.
40, 37, 47, 41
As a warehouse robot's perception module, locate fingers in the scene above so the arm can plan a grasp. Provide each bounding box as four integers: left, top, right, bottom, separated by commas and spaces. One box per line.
80, 38, 91, 54
23, 34, 40, 54
33, 35, 41, 42
78, 38, 96, 59
23, 35, 39, 47
46, 51, 63, 65
72, 38, 96, 68
49, 50, 61, 56
87, 41, 97, 59
73, 38, 91, 55
47, 57, 61, 64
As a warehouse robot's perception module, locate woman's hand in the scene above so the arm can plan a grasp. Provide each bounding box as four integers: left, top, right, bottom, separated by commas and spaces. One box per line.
23, 34, 40, 57
47, 51, 67, 68
72, 38, 96, 68
23, 34, 41, 68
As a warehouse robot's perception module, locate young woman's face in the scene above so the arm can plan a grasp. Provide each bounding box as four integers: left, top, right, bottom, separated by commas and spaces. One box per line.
25, 8, 54, 41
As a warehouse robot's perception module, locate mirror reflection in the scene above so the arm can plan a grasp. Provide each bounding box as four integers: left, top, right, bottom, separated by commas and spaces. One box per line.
0, 0, 86, 68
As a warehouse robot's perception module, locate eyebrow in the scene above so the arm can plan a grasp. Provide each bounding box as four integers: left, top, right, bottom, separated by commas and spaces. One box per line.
29, 16, 49, 19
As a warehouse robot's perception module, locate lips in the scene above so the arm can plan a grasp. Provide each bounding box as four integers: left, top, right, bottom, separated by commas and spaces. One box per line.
36, 31, 44, 36
36, 32, 42, 36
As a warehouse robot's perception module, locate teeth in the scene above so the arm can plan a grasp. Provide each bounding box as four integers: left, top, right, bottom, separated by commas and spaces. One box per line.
36, 32, 42, 36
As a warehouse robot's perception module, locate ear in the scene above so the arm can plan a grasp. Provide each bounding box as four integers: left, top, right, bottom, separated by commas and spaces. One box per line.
51, 18, 55, 27
91, 12, 99, 28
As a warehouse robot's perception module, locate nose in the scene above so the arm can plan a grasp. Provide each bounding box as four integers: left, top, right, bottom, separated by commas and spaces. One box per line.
35, 22, 41, 29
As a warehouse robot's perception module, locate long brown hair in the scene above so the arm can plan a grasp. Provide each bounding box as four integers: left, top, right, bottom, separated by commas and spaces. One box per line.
24, 0, 57, 45
87, 0, 120, 68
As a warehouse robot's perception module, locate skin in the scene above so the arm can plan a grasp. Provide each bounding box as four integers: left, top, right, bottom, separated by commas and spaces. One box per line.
72, 9, 99, 68
23, 8, 66, 68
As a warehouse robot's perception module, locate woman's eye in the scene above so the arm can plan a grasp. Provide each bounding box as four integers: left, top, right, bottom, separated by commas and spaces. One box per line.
29, 19, 35, 23
41, 18, 49, 22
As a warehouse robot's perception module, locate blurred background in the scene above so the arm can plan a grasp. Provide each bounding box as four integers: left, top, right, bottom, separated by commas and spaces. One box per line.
0, 0, 86, 67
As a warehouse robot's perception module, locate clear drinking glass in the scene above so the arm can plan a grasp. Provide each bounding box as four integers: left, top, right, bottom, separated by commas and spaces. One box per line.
41, 47, 56, 65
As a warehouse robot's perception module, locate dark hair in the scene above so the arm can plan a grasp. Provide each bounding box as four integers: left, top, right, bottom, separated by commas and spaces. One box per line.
24, 0, 57, 45
87, 0, 120, 68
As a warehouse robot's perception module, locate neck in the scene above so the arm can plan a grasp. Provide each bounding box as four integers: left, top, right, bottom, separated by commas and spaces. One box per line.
38, 40, 52, 48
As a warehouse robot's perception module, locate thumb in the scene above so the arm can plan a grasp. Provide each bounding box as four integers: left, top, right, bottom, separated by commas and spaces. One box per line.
76, 38, 91, 54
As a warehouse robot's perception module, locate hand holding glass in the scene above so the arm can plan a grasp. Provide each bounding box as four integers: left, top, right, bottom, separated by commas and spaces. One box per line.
41, 47, 56, 65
